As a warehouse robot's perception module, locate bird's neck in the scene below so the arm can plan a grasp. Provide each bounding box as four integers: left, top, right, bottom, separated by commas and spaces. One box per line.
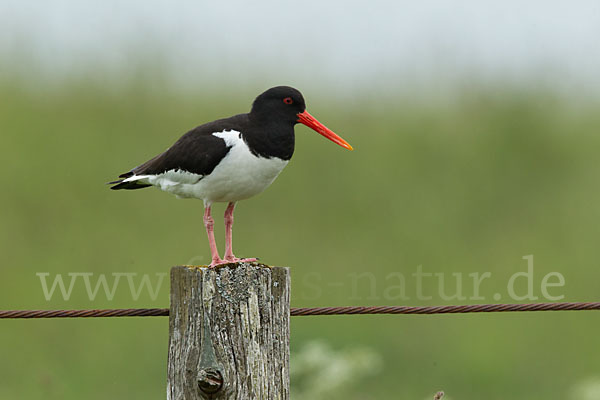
244, 114, 295, 160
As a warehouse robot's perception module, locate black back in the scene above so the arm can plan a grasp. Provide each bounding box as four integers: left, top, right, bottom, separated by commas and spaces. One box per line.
110, 86, 306, 190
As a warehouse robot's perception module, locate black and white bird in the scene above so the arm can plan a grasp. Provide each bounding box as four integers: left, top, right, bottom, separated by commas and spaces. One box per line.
109, 86, 352, 266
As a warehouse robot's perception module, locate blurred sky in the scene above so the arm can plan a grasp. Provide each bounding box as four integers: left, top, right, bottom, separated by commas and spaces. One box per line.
1, 0, 599, 97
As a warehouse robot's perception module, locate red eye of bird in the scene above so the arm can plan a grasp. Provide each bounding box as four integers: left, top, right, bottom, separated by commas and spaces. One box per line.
283, 97, 293, 105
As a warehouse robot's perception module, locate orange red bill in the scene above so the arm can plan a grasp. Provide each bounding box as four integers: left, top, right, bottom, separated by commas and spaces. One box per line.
297, 110, 353, 151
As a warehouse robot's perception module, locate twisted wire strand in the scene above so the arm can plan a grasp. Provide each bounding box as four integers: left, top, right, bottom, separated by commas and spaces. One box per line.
0, 308, 169, 318
1, 302, 599, 319
290, 301, 600, 316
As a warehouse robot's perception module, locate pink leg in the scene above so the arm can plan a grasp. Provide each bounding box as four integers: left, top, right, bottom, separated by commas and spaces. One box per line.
223, 202, 258, 263
203, 204, 224, 266
223, 202, 236, 261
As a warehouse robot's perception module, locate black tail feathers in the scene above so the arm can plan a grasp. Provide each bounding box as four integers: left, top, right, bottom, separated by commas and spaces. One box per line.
108, 179, 152, 190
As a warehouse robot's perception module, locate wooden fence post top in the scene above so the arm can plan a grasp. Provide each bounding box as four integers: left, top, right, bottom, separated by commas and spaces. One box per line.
167, 262, 290, 400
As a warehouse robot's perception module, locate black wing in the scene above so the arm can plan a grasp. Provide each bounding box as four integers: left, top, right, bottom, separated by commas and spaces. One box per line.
109, 114, 247, 190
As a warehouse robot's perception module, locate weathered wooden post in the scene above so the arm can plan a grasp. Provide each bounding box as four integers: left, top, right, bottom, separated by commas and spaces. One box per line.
167, 262, 290, 399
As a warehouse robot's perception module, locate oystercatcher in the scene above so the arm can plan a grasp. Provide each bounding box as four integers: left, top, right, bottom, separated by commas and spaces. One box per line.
109, 86, 352, 266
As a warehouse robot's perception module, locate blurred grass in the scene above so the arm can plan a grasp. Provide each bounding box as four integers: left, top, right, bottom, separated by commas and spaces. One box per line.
1, 79, 600, 399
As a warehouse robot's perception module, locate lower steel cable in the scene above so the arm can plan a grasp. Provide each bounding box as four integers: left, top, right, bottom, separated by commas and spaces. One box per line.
1, 302, 599, 319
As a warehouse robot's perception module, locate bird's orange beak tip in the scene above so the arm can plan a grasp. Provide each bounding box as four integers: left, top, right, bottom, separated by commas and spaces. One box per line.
297, 110, 353, 151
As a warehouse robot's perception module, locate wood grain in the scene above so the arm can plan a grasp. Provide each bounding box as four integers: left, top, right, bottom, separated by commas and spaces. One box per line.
167, 263, 290, 399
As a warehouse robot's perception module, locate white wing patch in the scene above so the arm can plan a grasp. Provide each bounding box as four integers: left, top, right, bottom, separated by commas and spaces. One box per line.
213, 130, 242, 146
123, 169, 203, 189
125, 129, 288, 203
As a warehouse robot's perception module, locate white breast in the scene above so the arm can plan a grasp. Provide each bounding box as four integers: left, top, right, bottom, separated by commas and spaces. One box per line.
123, 130, 289, 204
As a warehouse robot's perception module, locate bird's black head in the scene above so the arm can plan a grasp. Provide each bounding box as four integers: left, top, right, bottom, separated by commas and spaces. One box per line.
250, 86, 306, 124
249, 85, 354, 151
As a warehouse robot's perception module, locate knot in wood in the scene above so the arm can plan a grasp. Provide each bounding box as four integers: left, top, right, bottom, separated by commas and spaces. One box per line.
197, 368, 223, 394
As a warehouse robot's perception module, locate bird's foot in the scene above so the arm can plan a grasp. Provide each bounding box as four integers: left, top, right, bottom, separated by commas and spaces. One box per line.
223, 256, 258, 263
208, 258, 227, 268
207, 257, 258, 268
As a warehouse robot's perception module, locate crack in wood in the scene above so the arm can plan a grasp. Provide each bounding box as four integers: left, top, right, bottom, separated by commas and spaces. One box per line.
167, 263, 290, 400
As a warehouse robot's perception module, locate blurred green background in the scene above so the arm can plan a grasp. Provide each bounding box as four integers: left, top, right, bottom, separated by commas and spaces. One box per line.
2, 1, 600, 399
2, 81, 600, 400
